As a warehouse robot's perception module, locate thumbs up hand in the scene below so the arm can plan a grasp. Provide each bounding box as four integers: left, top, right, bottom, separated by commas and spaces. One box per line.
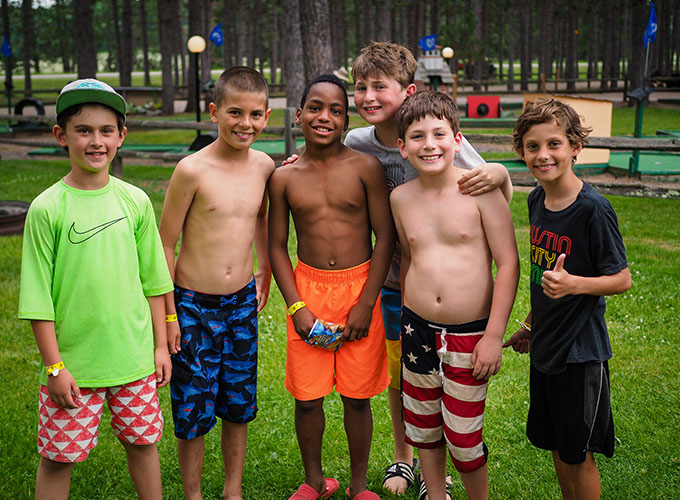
541, 254, 573, 299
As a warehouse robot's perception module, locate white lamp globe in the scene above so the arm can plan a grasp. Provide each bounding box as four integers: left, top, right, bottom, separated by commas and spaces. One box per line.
187, 35, 206, 54
442, 46, 454, 59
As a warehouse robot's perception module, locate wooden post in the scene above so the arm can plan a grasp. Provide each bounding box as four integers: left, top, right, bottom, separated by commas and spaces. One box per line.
452, 74, 458, 104
111, 153, 123, 178
554, 68, 559, 90
284, 107, 296, 158
540, 73, 546, 93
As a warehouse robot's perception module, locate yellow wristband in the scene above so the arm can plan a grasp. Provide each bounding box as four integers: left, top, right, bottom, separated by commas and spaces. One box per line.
516, 319, 531, 332
287, 301, 306, 316
166, 314, 178, 323
46, 361, 65, 377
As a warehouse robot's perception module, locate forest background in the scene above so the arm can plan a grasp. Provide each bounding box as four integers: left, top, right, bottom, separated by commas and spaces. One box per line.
2, 0, 679, 116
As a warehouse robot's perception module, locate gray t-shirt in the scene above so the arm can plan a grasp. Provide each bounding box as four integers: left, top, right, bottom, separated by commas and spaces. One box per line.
345, 126, 484, 288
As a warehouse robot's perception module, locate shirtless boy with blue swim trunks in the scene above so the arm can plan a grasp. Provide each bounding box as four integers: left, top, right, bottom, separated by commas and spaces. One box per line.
159, 66, 274, 500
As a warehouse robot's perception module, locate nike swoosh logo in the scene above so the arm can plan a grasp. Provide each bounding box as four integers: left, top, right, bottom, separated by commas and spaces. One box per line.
67, 217, 126, 244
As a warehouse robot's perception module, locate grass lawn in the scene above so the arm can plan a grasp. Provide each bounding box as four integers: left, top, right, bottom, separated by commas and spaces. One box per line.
0, 160, 679, 499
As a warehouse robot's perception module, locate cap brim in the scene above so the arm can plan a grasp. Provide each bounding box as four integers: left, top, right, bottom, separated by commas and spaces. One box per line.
56, 89, 127, 116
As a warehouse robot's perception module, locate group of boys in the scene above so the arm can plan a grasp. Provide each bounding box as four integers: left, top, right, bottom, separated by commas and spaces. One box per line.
19, 41, 630, 500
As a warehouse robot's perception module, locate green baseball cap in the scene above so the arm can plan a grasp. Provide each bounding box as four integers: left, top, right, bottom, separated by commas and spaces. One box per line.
56, 78, 127, 116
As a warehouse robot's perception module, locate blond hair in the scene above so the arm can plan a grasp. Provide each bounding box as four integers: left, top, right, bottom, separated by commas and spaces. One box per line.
351, 42, 416, 89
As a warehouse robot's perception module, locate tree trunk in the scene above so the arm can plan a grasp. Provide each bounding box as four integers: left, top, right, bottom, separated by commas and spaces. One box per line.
284, 0, 305, 108
519, 0, 530, 90
375, 0, 391, 42
565, 1, 578, 90
627, 0, 646, 98
22, 0, 32, 96
300, 0, 333, 81
497, 0, 504, 81
158, 0, 176, 115
472, 0, 483, 90
506, 0, 515, 91
120, 0, 133, 87
354, 0, 363, 51
270, 0, 279, 84
73, 0, 97, 78
111, 0, 122, 76
587, 3, 599, 81
139, 0, 151, 86
538, 0, 554, 80
222, 0, 234, 68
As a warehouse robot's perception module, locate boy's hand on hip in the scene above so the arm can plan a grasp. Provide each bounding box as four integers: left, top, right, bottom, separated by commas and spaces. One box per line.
541, 254, 572, 299
154, 346, 172, 388
47, 368, 81, 409
471, 335, 502, 380
167, 320, 182, 354
344, 302, 372, 342
292, 307, 316, 340
502, 329, 531, 353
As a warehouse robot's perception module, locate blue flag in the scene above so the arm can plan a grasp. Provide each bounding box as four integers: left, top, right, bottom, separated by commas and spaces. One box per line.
1, 35, 11, 58
209, 23, 224, 47
418, 33, 437, 52
644, 2, 657, 48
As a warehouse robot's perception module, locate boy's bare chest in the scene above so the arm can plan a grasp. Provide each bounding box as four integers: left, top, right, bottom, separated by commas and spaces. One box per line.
288, 174, 366, 216
195, 169, 266, 216
405, 196, 482, 246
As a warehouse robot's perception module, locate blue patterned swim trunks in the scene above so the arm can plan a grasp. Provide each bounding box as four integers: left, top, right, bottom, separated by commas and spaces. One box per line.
170, 279, 258, 440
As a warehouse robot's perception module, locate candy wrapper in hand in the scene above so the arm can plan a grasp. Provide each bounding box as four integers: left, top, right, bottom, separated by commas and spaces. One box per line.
305, 319, 345, 351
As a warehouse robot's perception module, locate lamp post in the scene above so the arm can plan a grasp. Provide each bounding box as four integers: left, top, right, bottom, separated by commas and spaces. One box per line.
187, 35, 206, 137
442, 46, 456, 101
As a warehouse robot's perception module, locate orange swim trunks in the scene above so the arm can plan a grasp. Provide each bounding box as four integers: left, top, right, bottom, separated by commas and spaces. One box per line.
285, 260, 389, 401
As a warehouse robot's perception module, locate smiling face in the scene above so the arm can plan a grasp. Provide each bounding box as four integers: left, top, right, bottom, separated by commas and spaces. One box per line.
353, 73, 416, 126
296, 82, 349, 146
520, 120, 582, 185
53, 104, 127, 179
398, 114, 462, 176
210, 90, 271, 150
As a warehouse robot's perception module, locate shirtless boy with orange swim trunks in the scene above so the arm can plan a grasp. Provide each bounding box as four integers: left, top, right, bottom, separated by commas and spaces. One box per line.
268, 74, 395, 500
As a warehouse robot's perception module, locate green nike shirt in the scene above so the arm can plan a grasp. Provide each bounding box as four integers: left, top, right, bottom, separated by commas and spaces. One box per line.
19, 176, 173, 387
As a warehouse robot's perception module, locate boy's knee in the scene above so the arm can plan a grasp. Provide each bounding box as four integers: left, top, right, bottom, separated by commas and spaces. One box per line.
295, 397, 324, 414
340, 395, 371, 412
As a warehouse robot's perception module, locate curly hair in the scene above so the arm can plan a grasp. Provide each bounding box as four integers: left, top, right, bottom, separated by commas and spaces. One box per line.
512, 98, 592, 154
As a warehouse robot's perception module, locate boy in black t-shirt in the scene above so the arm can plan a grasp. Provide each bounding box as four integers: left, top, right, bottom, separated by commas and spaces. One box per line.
503, 98, 631, 500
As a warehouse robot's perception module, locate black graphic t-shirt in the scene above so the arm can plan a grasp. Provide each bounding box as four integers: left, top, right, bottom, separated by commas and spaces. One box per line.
528, 182, 628, 374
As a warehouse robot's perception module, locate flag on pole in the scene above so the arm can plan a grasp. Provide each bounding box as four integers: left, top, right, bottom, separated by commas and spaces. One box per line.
418, 33, 437, 52
209, 23, 224, 47
643, 2, 657, 48
1, 35, 11, 57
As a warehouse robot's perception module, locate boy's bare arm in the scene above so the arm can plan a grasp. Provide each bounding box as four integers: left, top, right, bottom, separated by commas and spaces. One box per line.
31, 320, 81, 409
390, 187, 411, 303
147, 295, 171, 388
472, 190, 520, 379
344, 159, 396, 341
541, 256, 631, 300
267, 169, 316, 339
254, 189, 272, 312
158, 158, 199, 353
458, 162, 513, 202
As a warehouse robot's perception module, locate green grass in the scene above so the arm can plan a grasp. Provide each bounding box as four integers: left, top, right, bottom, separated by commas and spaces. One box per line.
1, 160, 679, 499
